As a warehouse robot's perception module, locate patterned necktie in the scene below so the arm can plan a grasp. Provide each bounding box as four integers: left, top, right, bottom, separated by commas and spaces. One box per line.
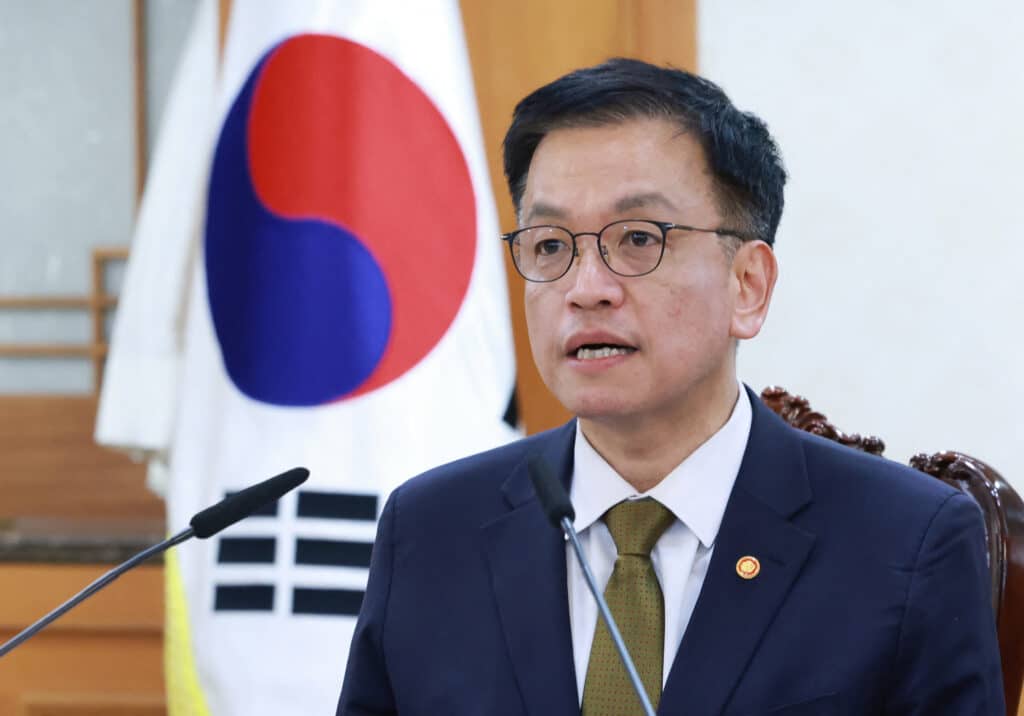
581, 498, 676, 715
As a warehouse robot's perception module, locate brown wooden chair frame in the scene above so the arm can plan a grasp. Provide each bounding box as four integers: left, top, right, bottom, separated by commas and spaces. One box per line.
761, 386, 1024, 715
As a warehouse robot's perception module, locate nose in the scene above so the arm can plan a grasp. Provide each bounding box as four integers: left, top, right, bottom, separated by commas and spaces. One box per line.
564, 234, 625, 309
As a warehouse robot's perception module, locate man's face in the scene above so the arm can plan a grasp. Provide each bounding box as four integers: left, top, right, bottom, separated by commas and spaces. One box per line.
520, 117, 772, 429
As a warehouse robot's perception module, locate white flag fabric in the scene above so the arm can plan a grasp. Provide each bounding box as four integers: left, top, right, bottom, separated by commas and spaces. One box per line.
95, 0, 218, 494
98, 1, 518, 713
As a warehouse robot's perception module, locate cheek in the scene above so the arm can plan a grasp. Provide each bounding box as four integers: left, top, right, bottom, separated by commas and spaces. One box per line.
524, 286, 555, 354
655, 275, 733, 347
662, 283, 688, 321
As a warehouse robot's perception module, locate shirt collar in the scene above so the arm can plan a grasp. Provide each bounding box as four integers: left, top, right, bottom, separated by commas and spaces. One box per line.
569, 384, 753, 549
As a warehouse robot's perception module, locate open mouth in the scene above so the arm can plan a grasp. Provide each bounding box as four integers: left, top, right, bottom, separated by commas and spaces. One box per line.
572, 344, 637, 360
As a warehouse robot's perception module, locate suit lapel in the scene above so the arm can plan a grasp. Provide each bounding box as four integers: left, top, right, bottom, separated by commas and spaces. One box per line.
659, 392, 817, 716
481, 422, 580, 715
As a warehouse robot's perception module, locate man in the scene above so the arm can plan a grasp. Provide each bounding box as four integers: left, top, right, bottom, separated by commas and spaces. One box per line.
337, 59, 1002, 715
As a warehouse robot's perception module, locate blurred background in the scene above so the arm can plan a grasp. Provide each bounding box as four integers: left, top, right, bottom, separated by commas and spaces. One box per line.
0, 0, 1020, 713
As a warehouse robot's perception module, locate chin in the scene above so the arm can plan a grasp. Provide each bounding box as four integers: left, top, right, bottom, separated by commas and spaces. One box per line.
558, 391, 636, 421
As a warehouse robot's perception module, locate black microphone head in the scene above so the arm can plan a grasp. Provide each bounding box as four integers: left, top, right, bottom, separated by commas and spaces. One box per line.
527, 456, 575, 528
189, 467, 309, 539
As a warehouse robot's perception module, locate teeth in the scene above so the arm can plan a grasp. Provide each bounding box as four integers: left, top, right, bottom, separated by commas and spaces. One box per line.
575, 346, 632, 360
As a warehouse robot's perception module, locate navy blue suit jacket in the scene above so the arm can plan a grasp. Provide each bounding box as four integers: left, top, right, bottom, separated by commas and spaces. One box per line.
338, 390, 1003, 715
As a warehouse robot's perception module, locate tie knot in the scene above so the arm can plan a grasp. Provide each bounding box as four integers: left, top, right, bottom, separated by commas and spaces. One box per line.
602, 499, 675, 557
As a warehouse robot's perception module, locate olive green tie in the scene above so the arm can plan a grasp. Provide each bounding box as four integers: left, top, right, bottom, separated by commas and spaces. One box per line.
581, 498, 676, 715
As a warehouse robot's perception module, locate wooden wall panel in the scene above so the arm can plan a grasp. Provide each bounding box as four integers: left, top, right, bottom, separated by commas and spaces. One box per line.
460, 0, 697, 433
0, 565, 163, 715
622, 0, 699, 68
23, 696, 164, 716
0, 397, 159, 520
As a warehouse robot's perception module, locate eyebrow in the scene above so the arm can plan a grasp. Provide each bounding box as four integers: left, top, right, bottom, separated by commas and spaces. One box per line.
612, 192, 679, 213
523, 201, 567, 224
523, 192, 679, 225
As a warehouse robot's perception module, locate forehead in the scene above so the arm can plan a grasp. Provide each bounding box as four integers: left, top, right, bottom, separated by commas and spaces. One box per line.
520, 117, 718, 226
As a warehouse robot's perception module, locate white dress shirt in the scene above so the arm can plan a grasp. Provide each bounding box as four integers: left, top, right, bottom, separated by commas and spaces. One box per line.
567, 386, 753, 704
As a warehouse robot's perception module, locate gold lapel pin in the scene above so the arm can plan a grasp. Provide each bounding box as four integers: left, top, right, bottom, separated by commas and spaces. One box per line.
736, 555, 761, 580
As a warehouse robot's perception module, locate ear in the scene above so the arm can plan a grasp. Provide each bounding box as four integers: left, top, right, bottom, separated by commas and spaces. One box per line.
729, 240, 777, 340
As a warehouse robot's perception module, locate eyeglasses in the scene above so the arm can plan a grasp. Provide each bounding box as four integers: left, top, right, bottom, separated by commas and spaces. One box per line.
500, 219, 752, 283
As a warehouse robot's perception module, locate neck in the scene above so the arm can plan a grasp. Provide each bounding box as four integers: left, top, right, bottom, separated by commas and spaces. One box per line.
579, 379, 741, 493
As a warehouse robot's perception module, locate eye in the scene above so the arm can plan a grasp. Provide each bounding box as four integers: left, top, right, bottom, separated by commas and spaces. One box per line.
623, 229, 661, 248
534, 238, 570, 257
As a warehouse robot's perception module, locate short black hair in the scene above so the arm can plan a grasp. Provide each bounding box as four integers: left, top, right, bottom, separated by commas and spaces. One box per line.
502, 58, 787, 246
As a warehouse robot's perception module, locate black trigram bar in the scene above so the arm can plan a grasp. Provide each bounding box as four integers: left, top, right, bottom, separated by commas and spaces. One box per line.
292, 587, 364, 616
218, 537, 276, 564
214, 584, 274, 611
295, 538, 372, 568
503, 386, 519, 429
297, 491, 377, 521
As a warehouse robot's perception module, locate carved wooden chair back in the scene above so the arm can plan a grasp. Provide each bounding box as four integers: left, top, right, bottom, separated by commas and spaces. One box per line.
761, 387, 1024, 715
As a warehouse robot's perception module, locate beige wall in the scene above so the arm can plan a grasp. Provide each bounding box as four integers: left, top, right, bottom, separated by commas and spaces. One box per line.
700, 0, 1024, 485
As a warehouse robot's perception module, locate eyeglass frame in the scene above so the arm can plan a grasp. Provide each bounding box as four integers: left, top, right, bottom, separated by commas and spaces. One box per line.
499, 219, 756, 283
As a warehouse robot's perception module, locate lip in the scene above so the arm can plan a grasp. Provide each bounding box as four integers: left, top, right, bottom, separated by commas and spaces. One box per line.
564, 346, 636, 375
563, 330, 637, 356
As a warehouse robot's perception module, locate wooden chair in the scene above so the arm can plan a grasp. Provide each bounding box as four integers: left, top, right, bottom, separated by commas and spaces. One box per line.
761, 386, 1024, 715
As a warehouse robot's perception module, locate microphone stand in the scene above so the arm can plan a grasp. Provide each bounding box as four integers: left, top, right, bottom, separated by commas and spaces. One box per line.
0, 527, 194, 658
559, 515, 657, 716
0, 466, 309, 659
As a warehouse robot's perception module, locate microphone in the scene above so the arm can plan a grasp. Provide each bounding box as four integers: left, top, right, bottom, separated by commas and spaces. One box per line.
0, 466, 309, 658
190, 466, 309, 537
528, 457, 656, 716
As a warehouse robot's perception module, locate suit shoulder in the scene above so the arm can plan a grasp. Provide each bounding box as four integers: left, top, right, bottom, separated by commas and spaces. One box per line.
785, 427, 985, 568
387, 422, 572, 524
794, 427, 961, 516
